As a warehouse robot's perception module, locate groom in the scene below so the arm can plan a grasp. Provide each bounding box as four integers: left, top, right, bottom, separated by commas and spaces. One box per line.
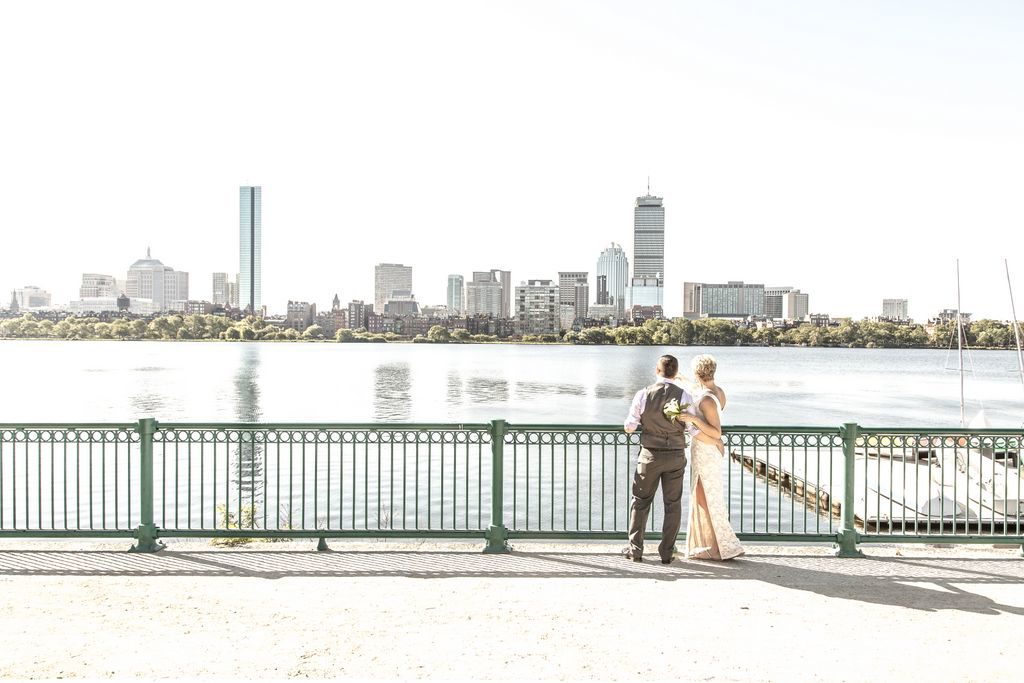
623, 354, 693, 564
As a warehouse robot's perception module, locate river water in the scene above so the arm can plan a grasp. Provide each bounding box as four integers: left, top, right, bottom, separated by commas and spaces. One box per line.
1, 340, 1021, 426
2, 341, 1022, 536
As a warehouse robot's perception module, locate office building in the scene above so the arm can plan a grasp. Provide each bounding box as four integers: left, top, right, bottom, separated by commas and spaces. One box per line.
239, 186, 262, 314
374, 263, 412, 312
125, 249, 189, 311
682, 282, 702, 319
348, 300, 373, 331
558, 272, 588, 306
285, 301, 316, 332
587, 303, 619, 324
633, 191, 665, 281
626, 277, 663, 308
212, 272, 238, 307
515, 280, 559, 335
883, 299, 909, 321
446, 275, 464, 314
684, 281, 765, 318
469, 269, 511, 317
596, 275, 608, 305
558, 271, 589, 321
596, 243, 629, 315
493, 269, 512, 318
559, 304, 577, 332
784, 290, 809, 321
79, 274, 120, 298
69, 296, 159, 316
384, 290, 420, 316
764, 287, 793, 320
13, 286, 52, 309
466, 271, 504, 317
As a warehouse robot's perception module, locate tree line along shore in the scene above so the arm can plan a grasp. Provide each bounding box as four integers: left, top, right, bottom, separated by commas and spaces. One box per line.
1, 312, 1020, 349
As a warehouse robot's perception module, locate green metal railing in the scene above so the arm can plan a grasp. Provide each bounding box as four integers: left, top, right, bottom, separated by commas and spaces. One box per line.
0, 419, 1021, 556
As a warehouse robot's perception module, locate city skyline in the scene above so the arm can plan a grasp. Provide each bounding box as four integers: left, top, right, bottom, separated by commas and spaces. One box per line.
1, 3, 1022, 321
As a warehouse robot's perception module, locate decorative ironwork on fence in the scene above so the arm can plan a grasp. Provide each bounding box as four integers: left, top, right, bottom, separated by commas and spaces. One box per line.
0, 419, 1021, 556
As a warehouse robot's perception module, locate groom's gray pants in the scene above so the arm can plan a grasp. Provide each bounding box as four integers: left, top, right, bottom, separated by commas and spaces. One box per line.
628, 447, 687, 561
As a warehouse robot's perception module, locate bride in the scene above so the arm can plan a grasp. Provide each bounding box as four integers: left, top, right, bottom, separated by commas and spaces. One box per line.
674, 354, 744, 561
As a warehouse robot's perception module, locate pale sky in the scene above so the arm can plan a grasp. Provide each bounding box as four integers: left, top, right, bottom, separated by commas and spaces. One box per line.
1, 1, 1022, 320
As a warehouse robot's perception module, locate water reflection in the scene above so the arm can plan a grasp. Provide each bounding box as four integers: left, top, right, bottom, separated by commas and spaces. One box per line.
595, 383, 633, 400
464, 376, 510, 403
233, 344, 263, 510
515, 381, 587, 398
447, 371, 464, 407
374, 362, 412, 420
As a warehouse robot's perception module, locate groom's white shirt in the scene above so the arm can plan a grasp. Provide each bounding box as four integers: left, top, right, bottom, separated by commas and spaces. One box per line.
623, 377, 696, 433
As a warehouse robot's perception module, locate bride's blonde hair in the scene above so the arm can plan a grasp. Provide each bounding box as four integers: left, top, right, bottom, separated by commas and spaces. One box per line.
691, 354, 717, 383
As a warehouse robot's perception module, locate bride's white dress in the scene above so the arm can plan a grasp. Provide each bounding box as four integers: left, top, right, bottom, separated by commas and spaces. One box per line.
687, 391, 744, 560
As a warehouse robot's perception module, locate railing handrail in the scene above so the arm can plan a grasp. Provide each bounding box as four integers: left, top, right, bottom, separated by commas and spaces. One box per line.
2, 419, 1021, 558
5, 422, 1022, 435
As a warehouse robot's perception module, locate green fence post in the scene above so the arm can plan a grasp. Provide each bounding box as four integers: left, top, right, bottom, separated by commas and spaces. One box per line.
130, 417, 165, 553
483, 419, 511, 553
835, 422, 864, 558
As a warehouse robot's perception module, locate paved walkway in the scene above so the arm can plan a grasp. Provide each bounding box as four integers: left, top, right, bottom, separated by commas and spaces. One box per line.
1, 540, 1022, 681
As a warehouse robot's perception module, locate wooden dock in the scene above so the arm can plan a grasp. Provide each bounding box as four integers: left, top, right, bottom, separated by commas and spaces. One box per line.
729, 449, 842, 519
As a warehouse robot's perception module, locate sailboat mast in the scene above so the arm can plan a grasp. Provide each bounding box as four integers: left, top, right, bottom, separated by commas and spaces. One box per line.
957, 259, 965, 427
1006, 259, 1024, 389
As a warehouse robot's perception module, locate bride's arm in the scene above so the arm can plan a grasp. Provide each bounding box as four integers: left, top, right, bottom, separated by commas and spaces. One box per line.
676, 397, 722, 440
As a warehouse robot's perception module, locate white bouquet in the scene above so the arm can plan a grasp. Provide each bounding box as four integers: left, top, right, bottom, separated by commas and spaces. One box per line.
662, 399, 691, 423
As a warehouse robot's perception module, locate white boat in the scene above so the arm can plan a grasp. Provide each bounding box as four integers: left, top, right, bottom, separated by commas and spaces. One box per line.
853, 262, 1024, 530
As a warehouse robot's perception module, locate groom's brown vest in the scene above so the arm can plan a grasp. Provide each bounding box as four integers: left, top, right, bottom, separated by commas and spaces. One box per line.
639, 382, 688, 451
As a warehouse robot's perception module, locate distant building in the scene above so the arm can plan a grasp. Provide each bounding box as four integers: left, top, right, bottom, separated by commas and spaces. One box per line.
420, 304, 451, 318
882, 298, 909, 321
492, 270, 512, 318
633, 191, 665, 284
8, 290, 18, 313
374, 263, 413, 313
69, 296, 158, 316
588, 303, 620, 325
764, 287, 792, 320
347, 300, 373, 331
125, 249, 189, 311
559, 304, 577, 332
384, 289, 420, 316
515, 280, 558, 335
684, 281, 765, 318
558, 271, 589, 322
80, 274, 121, 298
805, 313, 831, 327
626, 277, 663, 309
212, 272, 239, 307
285, 301, 316, 331
446, 275, 464, 314
316, 295, 347, 335
172, 300, 215, 315
596, 275, 609, 305
596, 243, 629, 316
466, 271, 504, 318
14, 286, 52, 310
629, 305, 664, 324
933, 309, 971, 325
239, 186, 262, 314
785, 290, 809, 321
682, 282, 702, 319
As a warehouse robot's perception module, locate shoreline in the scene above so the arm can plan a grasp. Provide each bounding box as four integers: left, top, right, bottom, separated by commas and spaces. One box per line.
0, 337, 1019, 350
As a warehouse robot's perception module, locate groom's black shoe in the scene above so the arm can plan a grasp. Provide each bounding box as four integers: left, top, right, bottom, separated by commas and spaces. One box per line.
660, 556, 674, 565
621, 547, 643, 562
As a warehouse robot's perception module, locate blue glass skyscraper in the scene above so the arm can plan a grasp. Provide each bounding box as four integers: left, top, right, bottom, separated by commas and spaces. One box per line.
239, 186, 262, 314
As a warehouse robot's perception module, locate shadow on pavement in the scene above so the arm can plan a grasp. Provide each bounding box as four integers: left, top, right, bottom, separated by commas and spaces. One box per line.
0, 546, 1023, 615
